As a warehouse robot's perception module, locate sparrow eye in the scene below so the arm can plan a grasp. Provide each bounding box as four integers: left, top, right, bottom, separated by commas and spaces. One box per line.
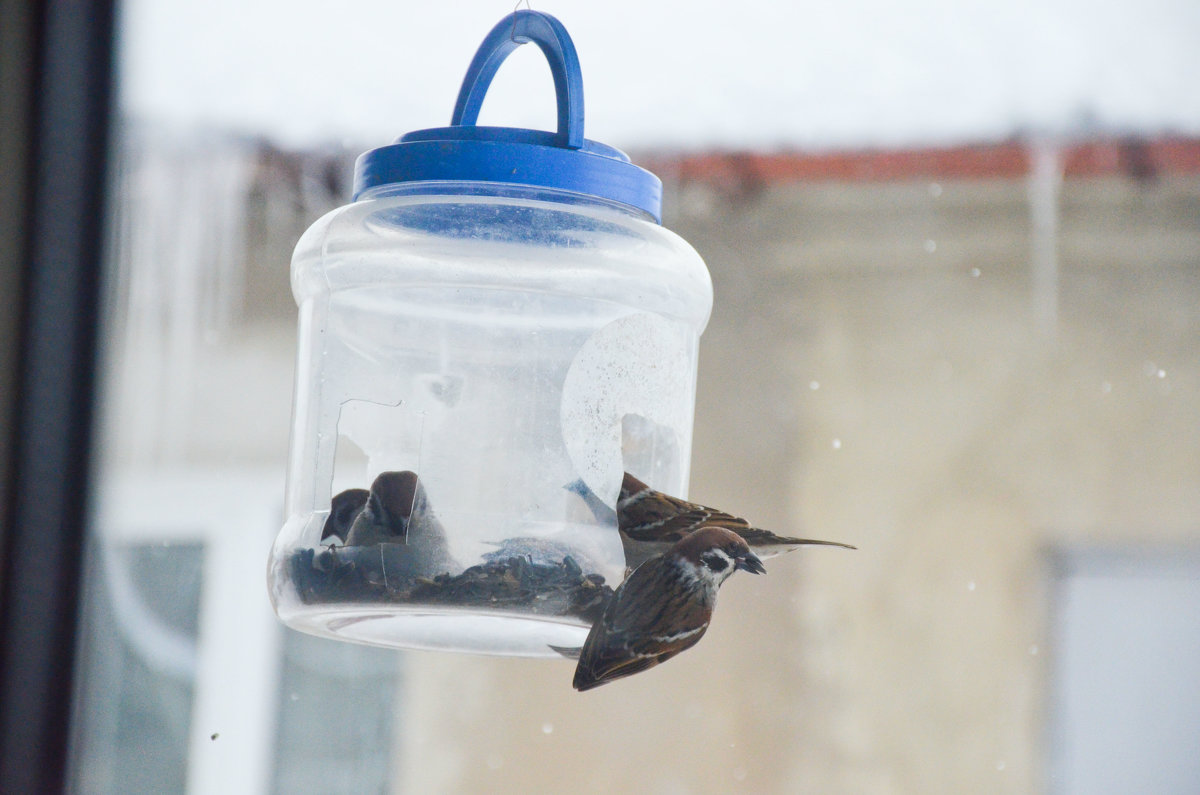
700, 551, 729, 572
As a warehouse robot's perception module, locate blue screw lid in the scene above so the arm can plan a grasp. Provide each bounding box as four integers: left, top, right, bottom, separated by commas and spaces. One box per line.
353, 11, 663, 223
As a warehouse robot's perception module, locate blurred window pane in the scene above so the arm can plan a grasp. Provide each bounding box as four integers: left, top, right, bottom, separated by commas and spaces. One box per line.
1049, 550, 1200, 795
56, 2, 1200, 792
74, 96, 395, 795
72, 542, 202, 794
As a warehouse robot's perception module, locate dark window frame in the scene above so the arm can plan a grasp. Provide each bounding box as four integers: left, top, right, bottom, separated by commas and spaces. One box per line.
0, 1, 116, 791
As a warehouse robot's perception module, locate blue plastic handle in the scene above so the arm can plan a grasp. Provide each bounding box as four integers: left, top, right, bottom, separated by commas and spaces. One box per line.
450, 10, 584, 150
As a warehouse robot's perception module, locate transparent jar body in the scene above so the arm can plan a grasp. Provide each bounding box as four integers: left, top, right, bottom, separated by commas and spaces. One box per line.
268, 183, 712, 656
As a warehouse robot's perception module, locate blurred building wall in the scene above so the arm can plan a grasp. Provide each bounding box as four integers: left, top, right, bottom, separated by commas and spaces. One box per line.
99, 135, 1200, 793
393, 150, 1200, 794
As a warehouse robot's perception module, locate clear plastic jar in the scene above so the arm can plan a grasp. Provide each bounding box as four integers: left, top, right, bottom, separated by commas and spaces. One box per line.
268, 11, 712, 656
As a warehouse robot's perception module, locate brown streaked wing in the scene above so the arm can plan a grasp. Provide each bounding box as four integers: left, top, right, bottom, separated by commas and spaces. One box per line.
602, 556, 712, 635
573, 556, 713, 689
621, 497, 752, 545
573, 620, 709, 690
573, 646, 660, 690
622, 488, 852, 550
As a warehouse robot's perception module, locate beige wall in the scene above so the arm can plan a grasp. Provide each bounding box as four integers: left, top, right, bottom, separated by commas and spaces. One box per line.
395, 174, 1200, 794
97, 139, 1200, 792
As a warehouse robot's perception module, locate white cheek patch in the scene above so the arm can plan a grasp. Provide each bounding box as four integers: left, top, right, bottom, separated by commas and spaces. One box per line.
698, 550, 736, 585
675, 551, 736, 597
677, 561, 704, 589
708, 566, 734, 587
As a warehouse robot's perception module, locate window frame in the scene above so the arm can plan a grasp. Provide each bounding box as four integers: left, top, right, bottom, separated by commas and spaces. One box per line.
0, 1, 116, 791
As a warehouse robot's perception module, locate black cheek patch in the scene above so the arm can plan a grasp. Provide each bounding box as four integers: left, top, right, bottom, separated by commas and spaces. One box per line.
701, 553, 729, 573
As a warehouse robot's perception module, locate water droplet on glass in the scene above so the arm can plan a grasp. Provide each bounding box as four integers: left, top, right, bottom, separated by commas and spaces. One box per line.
1157, 369, 1166, 379
996, 761, 1006, 772
1029, 644, 1039, 655
733, 767, 748, 781
542, 723, 554, 735
924, 239, 937, 253
1100, 381, 1112, 394
929, 183, 943, 197
831, 438, 842, 450
970, 267, 981, 278
289, 692, 299, 702
809, 381, 820, 391
967, 581, 976, 591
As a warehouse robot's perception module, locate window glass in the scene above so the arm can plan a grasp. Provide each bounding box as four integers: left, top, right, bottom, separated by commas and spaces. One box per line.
74, 2, 1200, 792
1049, 551, 1200, 794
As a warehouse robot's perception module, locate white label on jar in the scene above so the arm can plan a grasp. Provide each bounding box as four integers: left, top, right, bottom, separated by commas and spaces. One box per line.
560, 312, 692, 506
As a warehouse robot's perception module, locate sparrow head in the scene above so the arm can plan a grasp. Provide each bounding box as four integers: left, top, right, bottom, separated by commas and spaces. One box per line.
367, 470, 419, 530
322, 488, 369, 543
672, 526, 766, 586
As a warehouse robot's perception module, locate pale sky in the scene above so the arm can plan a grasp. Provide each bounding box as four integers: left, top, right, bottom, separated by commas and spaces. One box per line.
118, 0, 1200, 151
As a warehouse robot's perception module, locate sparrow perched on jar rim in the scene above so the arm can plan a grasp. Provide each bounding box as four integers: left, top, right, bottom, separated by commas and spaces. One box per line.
569, 472, 855, 570
571, 525, 766, 691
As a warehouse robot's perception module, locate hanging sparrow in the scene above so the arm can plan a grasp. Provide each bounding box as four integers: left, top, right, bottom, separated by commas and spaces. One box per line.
571, 526, 766, 691
321, 487, 369, 544
344, 470, 458, 576
569, 472, 855, 570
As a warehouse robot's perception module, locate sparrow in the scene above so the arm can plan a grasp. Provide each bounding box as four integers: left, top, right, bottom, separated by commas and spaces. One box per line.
568, 472, 855, 570
321, 487, 369, 544
344, 470, 457, 576
571, 526, 766, 691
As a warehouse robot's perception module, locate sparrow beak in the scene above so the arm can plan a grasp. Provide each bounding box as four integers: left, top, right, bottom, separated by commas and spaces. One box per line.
736, 553, 766, 575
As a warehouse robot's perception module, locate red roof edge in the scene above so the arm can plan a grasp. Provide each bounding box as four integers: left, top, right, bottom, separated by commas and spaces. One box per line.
638, 136, 1200, 188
